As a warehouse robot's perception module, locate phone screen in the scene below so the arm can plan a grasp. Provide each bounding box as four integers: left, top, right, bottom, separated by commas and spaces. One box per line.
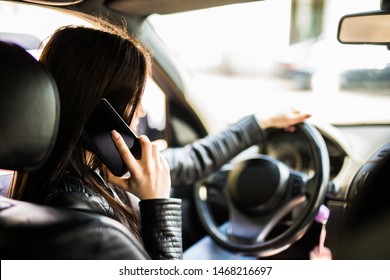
81, 98, 141, 177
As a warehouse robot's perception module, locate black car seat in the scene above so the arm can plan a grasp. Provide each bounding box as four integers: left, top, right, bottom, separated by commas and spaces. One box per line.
0, 41, 150, 259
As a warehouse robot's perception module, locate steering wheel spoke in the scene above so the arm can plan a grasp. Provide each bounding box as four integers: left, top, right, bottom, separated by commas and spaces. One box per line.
227, 204, 274, 243
289, 170, 310, 197
227, 194, 307, 243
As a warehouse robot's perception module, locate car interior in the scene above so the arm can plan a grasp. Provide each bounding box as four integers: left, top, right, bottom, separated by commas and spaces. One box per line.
0, 41, 151, 259
1, 0, 390, 260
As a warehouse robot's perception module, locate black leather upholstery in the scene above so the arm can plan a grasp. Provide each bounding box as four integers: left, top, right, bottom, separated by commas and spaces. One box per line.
0, 196, 150, 259
0, 41, 59, 171
0, 41, 149, 259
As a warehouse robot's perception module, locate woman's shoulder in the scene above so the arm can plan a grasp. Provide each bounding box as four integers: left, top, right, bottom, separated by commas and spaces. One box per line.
45, 172, 112, 216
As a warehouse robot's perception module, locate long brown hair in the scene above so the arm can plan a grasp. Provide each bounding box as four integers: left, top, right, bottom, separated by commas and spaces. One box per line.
8, 18, 151, 242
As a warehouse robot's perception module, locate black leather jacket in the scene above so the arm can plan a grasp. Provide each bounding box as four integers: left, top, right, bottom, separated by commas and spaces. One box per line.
165, 115, 264, 185
45, 115, 263, 260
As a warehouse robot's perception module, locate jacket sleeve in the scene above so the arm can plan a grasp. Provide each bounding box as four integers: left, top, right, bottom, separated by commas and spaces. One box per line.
163, 115, 265, 186
139, 198, 183, 260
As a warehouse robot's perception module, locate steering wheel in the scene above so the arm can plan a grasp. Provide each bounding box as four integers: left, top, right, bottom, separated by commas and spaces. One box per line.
194, 122, 330, 257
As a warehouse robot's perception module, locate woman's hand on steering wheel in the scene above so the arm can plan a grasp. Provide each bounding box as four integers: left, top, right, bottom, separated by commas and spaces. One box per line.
256, 108, 312, 132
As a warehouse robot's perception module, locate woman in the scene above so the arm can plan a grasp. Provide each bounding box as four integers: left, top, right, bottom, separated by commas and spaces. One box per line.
8, 18, 310, 260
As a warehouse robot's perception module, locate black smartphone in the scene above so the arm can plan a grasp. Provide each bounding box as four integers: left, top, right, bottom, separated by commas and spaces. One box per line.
81, 98, 141, 177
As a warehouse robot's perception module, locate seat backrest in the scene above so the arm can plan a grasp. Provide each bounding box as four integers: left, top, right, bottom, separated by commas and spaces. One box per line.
0, 41, 59, 171
0, 196, 149, 259
0, 41, 149, 259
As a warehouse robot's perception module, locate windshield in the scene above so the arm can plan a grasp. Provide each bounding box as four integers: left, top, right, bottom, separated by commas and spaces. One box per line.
148, 0, 390, 125
2, 0, 389, 126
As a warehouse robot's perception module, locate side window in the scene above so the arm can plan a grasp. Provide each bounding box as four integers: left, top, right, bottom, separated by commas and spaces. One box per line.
171, 117, 198, 145
139, 78, 201, 146
137, 79, 167, 141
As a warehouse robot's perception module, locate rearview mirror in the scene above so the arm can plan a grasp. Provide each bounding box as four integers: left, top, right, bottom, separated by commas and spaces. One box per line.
338, 11, 390, 45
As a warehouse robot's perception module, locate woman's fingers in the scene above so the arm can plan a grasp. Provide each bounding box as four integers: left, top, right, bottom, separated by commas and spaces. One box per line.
286, 111, 312, 127
109, 130, 171, 200
105, 166, 128, 190
291, 110, 312, 122
138, 135, 153, 162
111, 130, 140, 177
152, 139, 168, 151
256, 109, 312, 130
159, 153, 169, 169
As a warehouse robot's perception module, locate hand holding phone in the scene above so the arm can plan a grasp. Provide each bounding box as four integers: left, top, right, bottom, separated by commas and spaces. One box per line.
81, 98, 141, 177
109, 132, 171, 199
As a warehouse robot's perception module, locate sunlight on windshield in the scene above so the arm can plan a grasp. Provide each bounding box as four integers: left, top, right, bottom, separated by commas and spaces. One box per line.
2, 0, 390, 125
149, 0, 390, 125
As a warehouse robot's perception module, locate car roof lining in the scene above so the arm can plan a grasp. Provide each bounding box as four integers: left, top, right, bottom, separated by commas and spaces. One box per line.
18, 0, 261, 15
106, 0, 261, 16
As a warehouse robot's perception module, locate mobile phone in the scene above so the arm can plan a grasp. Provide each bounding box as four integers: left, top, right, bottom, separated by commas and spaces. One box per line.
81, 98, 141, 177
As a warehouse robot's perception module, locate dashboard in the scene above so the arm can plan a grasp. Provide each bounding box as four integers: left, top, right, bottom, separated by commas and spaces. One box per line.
264, 123, 390, 202
266, 128, 346, 180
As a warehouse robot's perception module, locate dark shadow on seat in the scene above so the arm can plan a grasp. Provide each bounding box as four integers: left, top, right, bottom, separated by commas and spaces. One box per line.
0, 41, 150, 259
0, 196, 149, 259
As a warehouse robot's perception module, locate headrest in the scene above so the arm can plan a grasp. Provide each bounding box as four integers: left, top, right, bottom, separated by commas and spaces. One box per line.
0, 41, 60, 171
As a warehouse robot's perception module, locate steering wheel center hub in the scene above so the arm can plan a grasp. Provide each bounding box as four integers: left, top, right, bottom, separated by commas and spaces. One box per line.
228, 156, 290, 215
